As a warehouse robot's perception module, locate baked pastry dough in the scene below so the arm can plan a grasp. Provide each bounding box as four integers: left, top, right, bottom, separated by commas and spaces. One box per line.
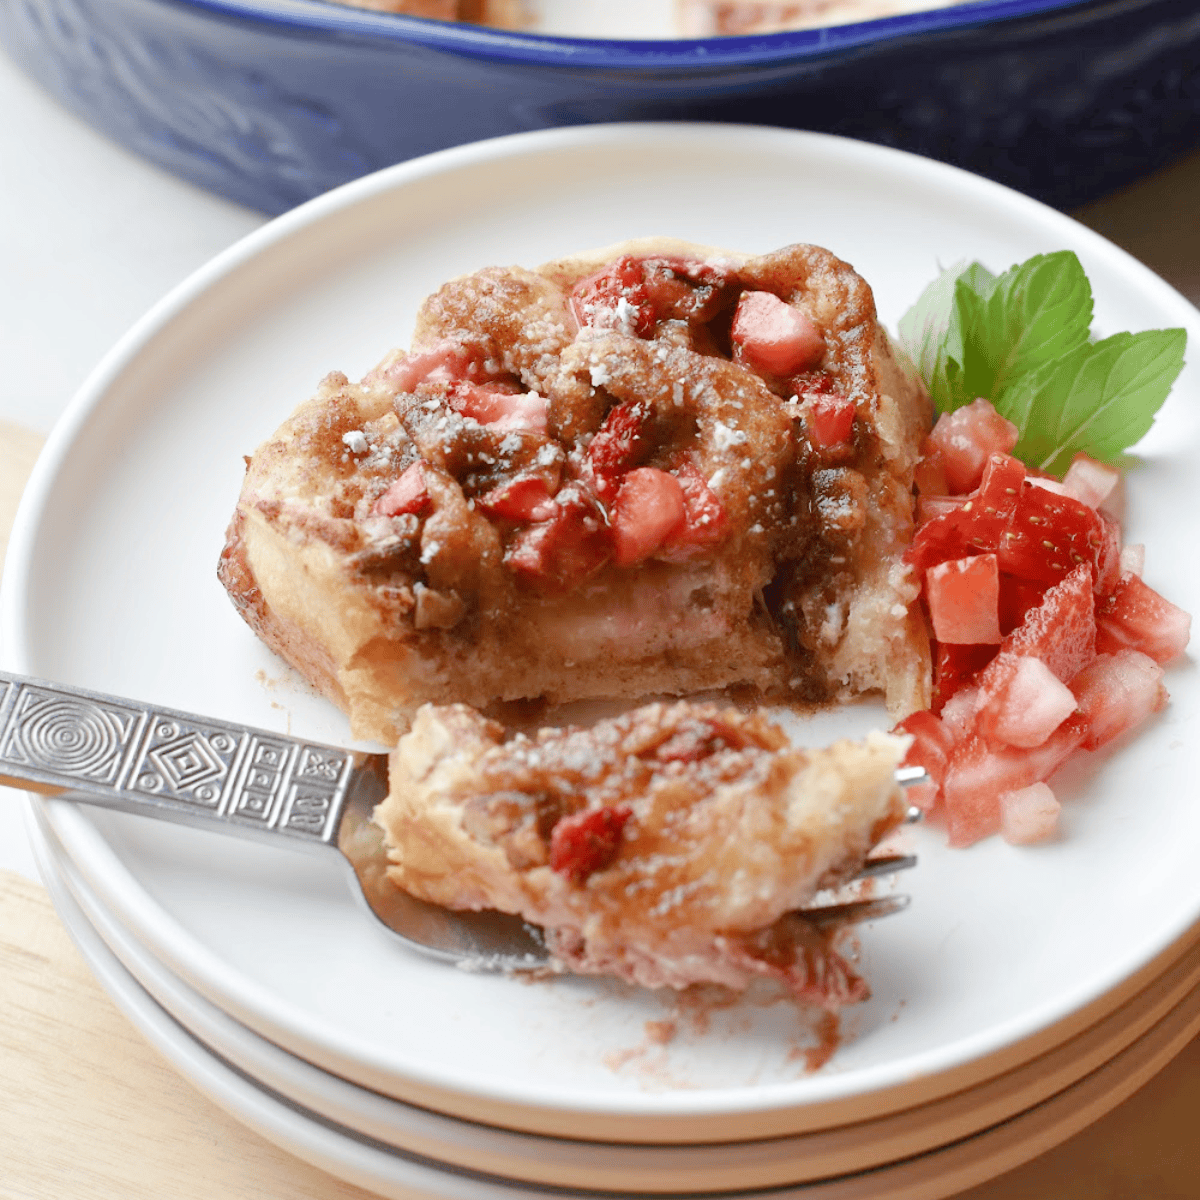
219, 238, 932, 742
376, 700, 909, 1003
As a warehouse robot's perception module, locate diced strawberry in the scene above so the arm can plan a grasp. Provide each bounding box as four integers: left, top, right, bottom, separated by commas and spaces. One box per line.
926, 399, 1019, 494
1062, 453, 1120, 509
1026, 476, 1071, 497
997, 574, 1049, 636
939, 681, 982, 739
893, 709, 955, 813
940, 736, 1003, 846
476, 475, 558, 523
916, 494, 969, 526
942, 716, 1087, 847
570, 256, 655, 337
372, 339, 480, 391
913, 442, 950, 497
640, 257, 731, 321
731, 291, 825, 377
372, 461, 430, 517
1002, 563, 1096, 683
931, 644, 996, 714
996, 482, 1105, 588
926, 554, 1002, 645
970, 453, 1027, 540
801, 391, 856, 449
610, 468, 687, 566
1071, 650, 1168, 750
1119, 544, 1145, 578
504, 488, 610, 593
1009, 712, 1089, 784
446, 382, 548, 434
1094, 511, 1123, 596
585, 401, 651, 499
999, 783, 1061, 846
907, 454, 1025, 576
657, 460, 730, 560
1094, 573, 1192, 665
550, 804, 632, 884
974, 652, 1078, 749
905, 508, 974, 578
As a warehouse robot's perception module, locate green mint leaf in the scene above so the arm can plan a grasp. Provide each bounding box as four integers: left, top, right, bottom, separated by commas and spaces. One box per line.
897, 260, 984, 413
898, 250, 1186, 470
995, 328, 1187, 475
957, 251, 1094, 403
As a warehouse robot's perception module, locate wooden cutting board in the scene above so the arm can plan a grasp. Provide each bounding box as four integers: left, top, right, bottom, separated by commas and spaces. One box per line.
0, 869, 381, 1200
2, 419, 1198, 1199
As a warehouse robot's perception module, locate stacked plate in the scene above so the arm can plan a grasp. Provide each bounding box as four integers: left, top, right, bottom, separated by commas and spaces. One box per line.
5, 124, 1200, 1200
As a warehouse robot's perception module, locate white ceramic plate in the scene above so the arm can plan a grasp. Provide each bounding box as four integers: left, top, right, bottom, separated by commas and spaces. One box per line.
29, 791, 1200, 1200
4, 124, 1199, 1143
30, 799, 1200, 1194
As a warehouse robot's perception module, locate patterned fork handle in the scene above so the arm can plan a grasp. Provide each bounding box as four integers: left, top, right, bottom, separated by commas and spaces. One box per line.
0, 670, 379, 852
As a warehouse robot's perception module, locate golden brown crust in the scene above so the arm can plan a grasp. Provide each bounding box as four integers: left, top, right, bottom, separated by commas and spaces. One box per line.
218, 238, 932, 741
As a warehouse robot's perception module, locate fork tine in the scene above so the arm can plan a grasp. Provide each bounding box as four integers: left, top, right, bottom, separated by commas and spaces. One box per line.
804, 894, 911, 929
852, 852, 917, 881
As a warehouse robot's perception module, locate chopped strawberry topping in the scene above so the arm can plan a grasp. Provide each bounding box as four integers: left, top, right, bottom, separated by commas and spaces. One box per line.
504, 488, 610, 593
940, 735, 1005, 846
372, 462, 430, 517
374, 339, 479, 391
570, 255, 731, 338
906, 507, 974, 577
931, 643, 997, 714
906, 452, 1026, 576
1095, 573, 1192, 664
657, 461, 729, 561
475, 475, 558, 523
550, 805, 632, 884
800, 391, 856, 449
731, 291, 825, 377
896, 434, 1187, 851
973, 652, 1078, 749
913, 445, 950, 497
970, 453, 1027, 543
610, 468, 686, 567
1002, 563, 1096, 683
939, 681, 983, 740
1120, 543, 1146, 578
1062, 453, 1120, 509
925, 554, 1002, 645
570, 256, 656, 337
925, 399, 1019, 494
999, 783, 1061, 846
1093, 510, 1123, 596
997, 482, 1106, 588
941, 716, 1087, 847
916, 494, 969, 526
1071, 649, 1168, 750
447, 382, 547, 434
997, 574, 1050, 636
585, 401, 651, 500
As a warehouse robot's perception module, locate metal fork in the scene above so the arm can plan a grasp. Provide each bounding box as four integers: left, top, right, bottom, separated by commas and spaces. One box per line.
0, 669, 920, 971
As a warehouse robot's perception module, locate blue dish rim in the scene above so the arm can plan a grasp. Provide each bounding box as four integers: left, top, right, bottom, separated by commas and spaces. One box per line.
173, 0, 1101, 66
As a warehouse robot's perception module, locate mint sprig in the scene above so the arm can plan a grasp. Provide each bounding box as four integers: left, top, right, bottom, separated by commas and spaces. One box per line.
897, 251, 1186, 475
